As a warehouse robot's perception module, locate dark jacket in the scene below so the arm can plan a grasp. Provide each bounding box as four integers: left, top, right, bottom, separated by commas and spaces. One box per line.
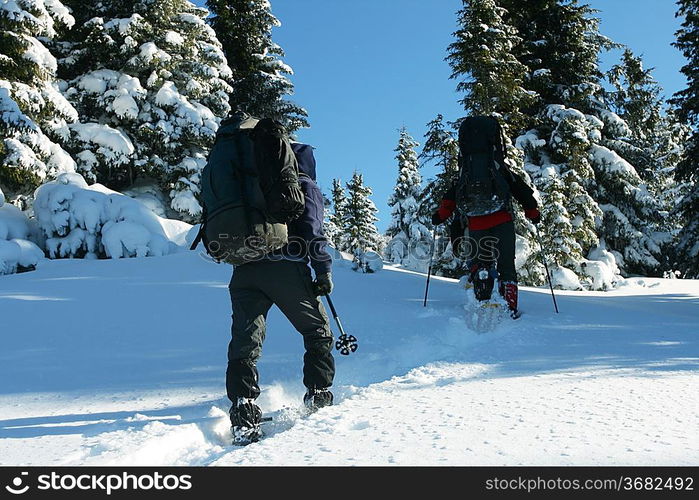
270, 143, 332, 275
437, 168, 539, 231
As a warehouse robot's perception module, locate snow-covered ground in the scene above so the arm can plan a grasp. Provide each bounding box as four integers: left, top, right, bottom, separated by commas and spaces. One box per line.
0, 252, 697, 465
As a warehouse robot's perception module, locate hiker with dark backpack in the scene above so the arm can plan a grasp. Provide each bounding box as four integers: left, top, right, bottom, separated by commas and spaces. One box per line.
431, 115, 540, 318
193, 112, 335, 444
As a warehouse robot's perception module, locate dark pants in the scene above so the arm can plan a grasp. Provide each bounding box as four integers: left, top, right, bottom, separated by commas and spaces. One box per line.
469, 220, 517, 283
226, 260, 335, 401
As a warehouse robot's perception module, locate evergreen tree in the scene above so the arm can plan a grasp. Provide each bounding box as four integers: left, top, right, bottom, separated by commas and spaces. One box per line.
341, 172, 380, 255
520, 106, 602, 279
0, 0, 77, 198
447, 0, 534, 132
499, 0, 662, 281
418, 114, 468, 278
206, 0, 308, 133
321, 190, 340, 250
605, 48, 686, 273
419, 114, 460, 216
57, 0, 232, 221
387, 127, 423, 239
385, 127, 431, 269
591, 113, 666, 276
538, 173, 582, 268
652, 108, 691, 248
327, 177, 346, 250
500, 0, 615, 113
607, 49, 663, 178
669, 0, 699, 278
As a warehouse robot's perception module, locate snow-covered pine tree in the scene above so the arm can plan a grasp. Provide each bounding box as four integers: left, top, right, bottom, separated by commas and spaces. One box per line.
57, 0, 232, 221
327, 178, 346, 250
500, 0, 614, 114
489, 0, 661, 283
206, 0, 308, 134
385, 127, 431, 270
493, 1, 605, 286
538, 172, 581, 268
446, 0, 534, 133
0, 0, 77, 200
341, 172, 380, 256
607, 49, 665, 180
529, 106, 601, 270
446, 0, 550, 282
419, 114, 460, 217
606, 49, 689, 274
321, 190, 340, 251
669, 0, 699, 278
593, 49, 682, 275
417, 114, 467, 278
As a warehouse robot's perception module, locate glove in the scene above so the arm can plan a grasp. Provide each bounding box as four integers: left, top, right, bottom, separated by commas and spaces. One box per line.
431, 211, 443, 226
525, 208, 541, 225
313, 272, 333, 296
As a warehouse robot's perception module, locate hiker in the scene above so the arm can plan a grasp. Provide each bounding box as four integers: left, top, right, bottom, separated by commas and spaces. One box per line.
196, 113, 335, 443
431, 115, 540, 317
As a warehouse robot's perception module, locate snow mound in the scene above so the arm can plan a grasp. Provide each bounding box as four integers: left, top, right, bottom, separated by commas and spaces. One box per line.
0, 188, 43, 274
352, 250, 384, 273
33, 173, 192, 259
384, 233, 431, 273
581, 243, 622, 291
550, 265, 582, 290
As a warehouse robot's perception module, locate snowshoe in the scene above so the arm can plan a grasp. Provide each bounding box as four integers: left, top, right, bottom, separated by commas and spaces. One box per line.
470, 300, 506, 332
465, 267, 506, 332
303, 388, 333, 412
230, 397, 263, 445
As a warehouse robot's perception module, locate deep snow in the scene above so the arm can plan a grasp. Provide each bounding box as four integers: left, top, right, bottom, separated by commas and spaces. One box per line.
0, 251, 697, 465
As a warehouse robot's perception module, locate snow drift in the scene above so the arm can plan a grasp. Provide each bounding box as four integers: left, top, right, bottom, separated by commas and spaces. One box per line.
0, 186, 43, 275
0, 252, 697, 466
33, 172, 191, 259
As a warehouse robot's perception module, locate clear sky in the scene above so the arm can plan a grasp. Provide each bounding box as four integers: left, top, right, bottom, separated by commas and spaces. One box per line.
195, 0, 687, 231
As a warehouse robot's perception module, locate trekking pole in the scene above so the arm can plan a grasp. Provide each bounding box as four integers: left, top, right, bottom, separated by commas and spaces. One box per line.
423, 230, 437, 307
535, 226, 559, 314
324, 295, 358, 355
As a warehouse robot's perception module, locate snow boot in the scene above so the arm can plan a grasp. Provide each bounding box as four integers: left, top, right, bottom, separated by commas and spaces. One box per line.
230, 397, 262, 444
499, 281, 520, 319
303, 388, 333, 412
472, 265, 495, 302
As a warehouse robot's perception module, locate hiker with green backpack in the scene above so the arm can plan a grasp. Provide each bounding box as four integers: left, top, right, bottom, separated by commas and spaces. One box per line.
431, 115, 541, 318
193, 112, 335, 444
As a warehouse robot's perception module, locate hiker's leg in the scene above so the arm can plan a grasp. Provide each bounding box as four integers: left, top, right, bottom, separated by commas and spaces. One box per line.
264, 261, 335, 391
227, 264, 273, 402
492, 220, 517, 283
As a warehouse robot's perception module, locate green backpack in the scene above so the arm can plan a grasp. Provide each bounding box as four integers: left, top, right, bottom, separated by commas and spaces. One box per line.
191, 114, 305, 265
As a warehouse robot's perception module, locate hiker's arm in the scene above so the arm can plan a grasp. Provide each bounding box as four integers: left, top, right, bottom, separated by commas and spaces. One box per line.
505, 169, 540, 221
505, 170, 538, 211
432, 185, 457, 225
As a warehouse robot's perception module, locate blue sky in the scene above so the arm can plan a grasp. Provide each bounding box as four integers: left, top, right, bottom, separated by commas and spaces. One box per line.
195, 0, 687, 231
